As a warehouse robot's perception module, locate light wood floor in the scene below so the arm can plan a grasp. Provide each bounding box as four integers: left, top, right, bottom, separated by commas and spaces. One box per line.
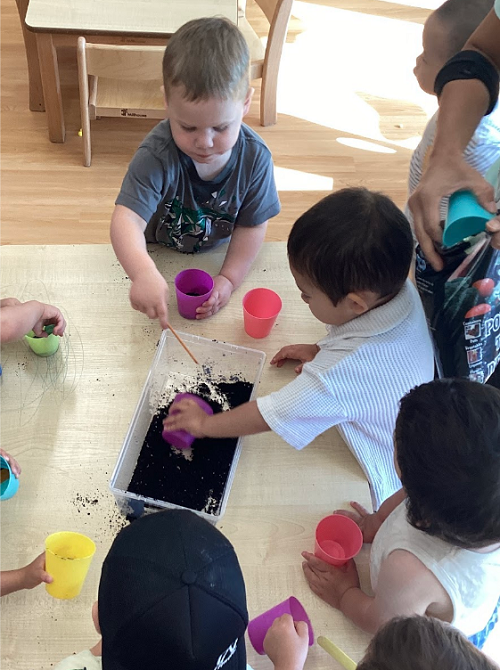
1, 0, 436, 245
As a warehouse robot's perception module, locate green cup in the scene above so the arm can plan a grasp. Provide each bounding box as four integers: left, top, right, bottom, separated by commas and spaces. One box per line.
24, 325, 60, 357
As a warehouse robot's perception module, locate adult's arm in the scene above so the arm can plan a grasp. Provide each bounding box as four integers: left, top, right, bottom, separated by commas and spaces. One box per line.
408, 9, 500, 271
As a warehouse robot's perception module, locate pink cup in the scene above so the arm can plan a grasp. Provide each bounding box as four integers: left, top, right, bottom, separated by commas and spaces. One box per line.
248, 596, 314, 655
315, 514, 363, 566
162, 393, 213, 449
175, 269, 214, 319
242, 288, 282, 339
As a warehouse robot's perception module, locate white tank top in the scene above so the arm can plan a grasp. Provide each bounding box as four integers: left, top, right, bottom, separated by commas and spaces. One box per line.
370, 502, 500, 636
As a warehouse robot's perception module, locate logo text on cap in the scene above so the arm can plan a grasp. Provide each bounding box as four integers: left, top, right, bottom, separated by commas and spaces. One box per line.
214, 638, 238, 670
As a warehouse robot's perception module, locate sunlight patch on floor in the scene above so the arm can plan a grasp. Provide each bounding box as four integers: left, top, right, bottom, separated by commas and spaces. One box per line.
336, 137, 396, 153
278, 2, 438, 145
274, 166, 334, 190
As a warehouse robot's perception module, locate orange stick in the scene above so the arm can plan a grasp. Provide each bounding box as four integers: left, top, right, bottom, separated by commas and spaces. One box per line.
166, 323, 199, 365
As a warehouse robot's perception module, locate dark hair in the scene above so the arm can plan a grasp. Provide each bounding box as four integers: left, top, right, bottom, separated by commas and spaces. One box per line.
357, 616, 498, 670
163, 17, 249, 101
287, 188, 413, 305
434, 0, 494, 57
395, 378, 500, 549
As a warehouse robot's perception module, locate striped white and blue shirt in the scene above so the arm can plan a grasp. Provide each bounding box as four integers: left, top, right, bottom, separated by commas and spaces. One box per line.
405, 103, 500, 228
257, 281, 434, 509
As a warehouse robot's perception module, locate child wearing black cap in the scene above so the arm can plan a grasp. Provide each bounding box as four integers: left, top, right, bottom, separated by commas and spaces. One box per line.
53, 509, 310, 670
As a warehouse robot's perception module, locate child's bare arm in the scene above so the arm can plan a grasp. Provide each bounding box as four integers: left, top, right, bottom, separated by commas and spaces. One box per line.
340, 550, 448, 633
196, 222, 268, 319
163, 398, 270, 438
303, 549, 447, 634
110, 205, 169, 329
1, 301, 66, 343
1, 553, 52, 596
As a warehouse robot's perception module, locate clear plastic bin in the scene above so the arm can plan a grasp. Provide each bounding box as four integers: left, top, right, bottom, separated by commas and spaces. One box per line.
109, 330, 265, 524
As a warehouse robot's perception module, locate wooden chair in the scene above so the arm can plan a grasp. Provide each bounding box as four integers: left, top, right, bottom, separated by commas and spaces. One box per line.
76, 0, 292, 165
77, 37, 165, 166
241, 0, 294, 127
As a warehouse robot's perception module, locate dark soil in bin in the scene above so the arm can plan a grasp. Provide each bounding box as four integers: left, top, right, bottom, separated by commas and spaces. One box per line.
127, 379, 253, 516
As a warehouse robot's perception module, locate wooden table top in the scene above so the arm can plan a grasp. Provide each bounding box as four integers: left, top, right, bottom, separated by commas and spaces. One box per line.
25, 0, 238, 35
0, 243, 372, 670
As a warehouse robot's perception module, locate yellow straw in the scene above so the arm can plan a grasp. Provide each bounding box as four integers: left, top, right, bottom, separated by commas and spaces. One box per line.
317, 636, 357, 670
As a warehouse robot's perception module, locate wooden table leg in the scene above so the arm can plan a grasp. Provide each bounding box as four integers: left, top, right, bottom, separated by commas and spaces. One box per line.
36, 33, 65, 143
15, 0, 45, 111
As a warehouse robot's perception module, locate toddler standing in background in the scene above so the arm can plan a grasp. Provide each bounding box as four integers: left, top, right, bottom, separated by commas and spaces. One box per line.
407, 0, 500, 227
111, 18, 280, 327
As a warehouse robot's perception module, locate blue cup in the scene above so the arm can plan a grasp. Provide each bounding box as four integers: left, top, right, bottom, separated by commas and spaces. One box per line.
443, 190, 496, 247
0, 456, 19, 501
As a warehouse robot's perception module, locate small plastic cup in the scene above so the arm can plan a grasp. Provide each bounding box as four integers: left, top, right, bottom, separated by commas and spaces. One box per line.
248, 596, 314, 655
24, 325, 60, 357
315, 514, 363, 566
162, 393, 214, 449
45, 531, 96, 599
242, 288, 282, 339
0, 456, 20, 501
443, 190, 496, 247
175, 269, 214, 319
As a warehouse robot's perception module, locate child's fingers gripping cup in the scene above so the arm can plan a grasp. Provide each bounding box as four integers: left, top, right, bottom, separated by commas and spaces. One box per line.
242, 288, 282, 339
45, 531, 96, 599
315, 514, 363, 566
175, 269, 214, 319
248, 596, 314, 655
0, 456, 20, 501
162, 393, 214, 450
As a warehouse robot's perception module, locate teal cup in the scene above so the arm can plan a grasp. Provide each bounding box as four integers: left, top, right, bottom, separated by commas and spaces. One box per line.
0, 456, 19, 501
443, 190, 496, 247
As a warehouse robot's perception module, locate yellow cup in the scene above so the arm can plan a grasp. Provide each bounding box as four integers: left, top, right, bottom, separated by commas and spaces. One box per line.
45, 531, 96, 599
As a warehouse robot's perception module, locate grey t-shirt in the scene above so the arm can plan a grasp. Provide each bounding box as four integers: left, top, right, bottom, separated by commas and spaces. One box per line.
116, 120, 280, 253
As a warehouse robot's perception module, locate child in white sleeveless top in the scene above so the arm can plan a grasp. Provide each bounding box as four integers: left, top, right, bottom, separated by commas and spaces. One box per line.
302, 379, 500, 648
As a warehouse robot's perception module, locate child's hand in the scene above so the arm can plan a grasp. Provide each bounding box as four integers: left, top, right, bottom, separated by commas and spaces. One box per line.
263, 614, 309, 670
270, 344, 320, 373
196, 275, 234, 320
130, 269, 169, 329
0, 449, 21, 477
0, 298, 22, 308
163, 399, 211, 438
302, 552, 360, 610
32, 303, 67, 337
20, 553, 53, 590
333, 501, 381, 544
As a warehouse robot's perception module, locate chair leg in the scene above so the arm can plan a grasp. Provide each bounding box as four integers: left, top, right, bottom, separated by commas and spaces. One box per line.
260, 73, 278, 127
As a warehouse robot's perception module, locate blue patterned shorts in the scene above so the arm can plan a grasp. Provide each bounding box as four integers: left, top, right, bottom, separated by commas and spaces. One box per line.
468, 596, 500, 649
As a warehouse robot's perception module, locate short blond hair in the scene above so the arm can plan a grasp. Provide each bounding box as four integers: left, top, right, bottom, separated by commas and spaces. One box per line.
163, 17, 250, 102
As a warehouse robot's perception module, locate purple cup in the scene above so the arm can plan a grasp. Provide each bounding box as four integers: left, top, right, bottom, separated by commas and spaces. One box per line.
162, 393, 214, 449
248, 596, 314, 655
175, 269, 214, 319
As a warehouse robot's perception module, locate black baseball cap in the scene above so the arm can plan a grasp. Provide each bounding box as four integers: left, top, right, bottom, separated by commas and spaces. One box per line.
99, 509, 249, 670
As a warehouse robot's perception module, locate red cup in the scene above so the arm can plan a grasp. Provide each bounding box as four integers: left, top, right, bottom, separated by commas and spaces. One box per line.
314, 514, 363, 566
248, 596, 314, 655
162, 393, 213, 449
242, 288, 282, 339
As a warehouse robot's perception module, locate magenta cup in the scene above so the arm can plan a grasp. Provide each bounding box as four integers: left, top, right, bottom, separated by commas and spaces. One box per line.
248, 596, 314, 655
175, 269, 214, 319
315, 514, 363, 567
242, 288, 282, 339
162, 393, 214, 449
